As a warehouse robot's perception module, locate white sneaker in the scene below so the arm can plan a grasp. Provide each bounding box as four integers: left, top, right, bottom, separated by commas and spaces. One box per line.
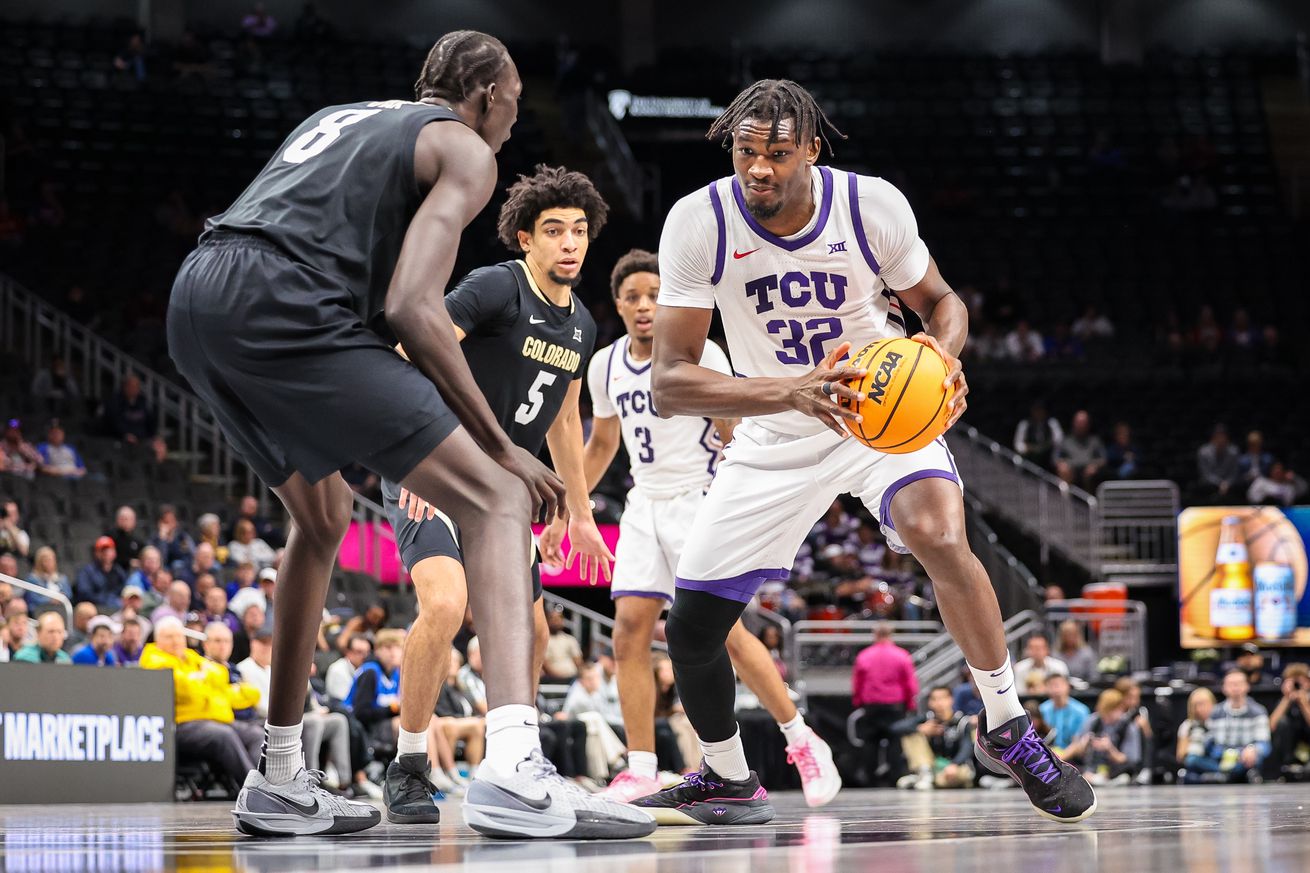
462, 751, 656, 839
600, 770, 664, 804
430, 767, 458, 796
233, 768, 381, 836
354, 779, 384, 801
785, 730, 842, 808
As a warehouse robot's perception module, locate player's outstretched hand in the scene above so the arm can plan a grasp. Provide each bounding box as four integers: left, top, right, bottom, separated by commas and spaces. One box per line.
789, 341, 867, 438
397, 487, 439, 523
495, 445, 566, 523
538, 516, 567, 569
565, 516, 615, 586
909, 333, 968, 430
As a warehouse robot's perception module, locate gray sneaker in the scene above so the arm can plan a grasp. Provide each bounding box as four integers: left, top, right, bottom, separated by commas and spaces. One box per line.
463, 751, 656, 840
233, 768, 382, 836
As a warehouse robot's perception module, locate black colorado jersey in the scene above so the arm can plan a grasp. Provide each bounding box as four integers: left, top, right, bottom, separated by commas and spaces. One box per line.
445, 260, 597, 455
205, 100, 462, 323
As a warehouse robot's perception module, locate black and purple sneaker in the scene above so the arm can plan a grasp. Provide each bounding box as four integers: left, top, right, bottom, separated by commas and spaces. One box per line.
630, 766, 775, 826
975, 712, 1098, 823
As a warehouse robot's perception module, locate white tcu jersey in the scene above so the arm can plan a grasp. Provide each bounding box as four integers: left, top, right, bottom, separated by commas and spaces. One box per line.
657, 165, 930, 436
588, 336, 733, 499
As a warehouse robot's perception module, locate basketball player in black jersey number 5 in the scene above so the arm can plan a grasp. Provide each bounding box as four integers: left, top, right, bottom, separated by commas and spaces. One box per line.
166, 32, 648, 839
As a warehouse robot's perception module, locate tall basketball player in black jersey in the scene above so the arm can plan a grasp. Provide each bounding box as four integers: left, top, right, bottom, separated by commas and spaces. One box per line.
377, 166, 618, 831
166, 32, 649, 839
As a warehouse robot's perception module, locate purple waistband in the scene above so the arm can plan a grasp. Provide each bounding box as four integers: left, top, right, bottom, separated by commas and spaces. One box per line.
675, 568, 789, 603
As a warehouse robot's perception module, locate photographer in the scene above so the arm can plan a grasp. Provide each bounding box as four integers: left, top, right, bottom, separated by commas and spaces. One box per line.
1268, 663, 1310, 779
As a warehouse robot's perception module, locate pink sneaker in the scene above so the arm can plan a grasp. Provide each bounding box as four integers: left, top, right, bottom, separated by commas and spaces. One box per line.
601, 769, 665, 804
786, 731, 842, 808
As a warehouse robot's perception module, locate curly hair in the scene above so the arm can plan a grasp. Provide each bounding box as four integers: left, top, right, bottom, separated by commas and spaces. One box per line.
707, 78, 845, 156
609, 248, 659, 298
414, 30, 509, 102
496, 164, 610, 252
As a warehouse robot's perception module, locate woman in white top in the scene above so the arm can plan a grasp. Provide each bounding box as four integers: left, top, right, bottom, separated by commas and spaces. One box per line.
227, 519, 277, 569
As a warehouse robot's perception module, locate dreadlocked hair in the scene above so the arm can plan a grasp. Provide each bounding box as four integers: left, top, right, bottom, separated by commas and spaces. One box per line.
610, 249, 659, 298
706, 79, 846, 155
414, 30, 509, 102
497, 164, 610, 252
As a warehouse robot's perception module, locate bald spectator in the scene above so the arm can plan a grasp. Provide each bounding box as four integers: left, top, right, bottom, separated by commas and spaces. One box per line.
203, 585, 241, 635
75, 537, 127, 607
109, 505, 144, 570
852, 624, 918, 785
64, 601, 98, 651
227, 494, 280, 546
327, 635, 371, 702
71, 616, 120, 666
13, 612, 71, 663
1054, 410, 1106, 490
177, 541, 223, 588
151, 580, 194, 625
203, 622, 257, 721
1013, 635, 1069, 694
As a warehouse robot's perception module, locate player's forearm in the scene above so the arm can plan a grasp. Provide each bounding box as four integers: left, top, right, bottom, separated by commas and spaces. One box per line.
546, 412, 593, 521
652, 360, 794, 419
921, 290, 969, 358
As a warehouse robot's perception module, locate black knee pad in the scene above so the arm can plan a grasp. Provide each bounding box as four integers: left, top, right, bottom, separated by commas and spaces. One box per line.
665, 589, 745, 667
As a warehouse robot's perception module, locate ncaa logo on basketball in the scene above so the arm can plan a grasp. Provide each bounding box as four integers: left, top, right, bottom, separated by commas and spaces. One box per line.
865, 351, 903, 404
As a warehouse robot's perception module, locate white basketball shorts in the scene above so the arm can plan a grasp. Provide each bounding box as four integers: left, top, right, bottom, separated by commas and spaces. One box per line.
610, 486, 706, 604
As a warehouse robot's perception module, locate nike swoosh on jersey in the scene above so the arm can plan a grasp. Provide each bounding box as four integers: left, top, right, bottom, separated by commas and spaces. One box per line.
732, 248, 761, 259
529, 315, 546, 324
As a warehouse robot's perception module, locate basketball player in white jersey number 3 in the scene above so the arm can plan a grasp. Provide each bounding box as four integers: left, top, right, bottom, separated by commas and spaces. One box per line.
631, 80, 1096, 826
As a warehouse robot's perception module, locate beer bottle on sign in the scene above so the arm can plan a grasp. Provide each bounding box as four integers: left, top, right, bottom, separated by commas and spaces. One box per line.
1210, 516, 1254, 641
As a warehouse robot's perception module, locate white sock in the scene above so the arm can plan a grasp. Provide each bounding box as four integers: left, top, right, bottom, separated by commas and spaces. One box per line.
483, 704, 541, 778
262, 722, 304, 785
700, 729, 750, 782
627, 750, 658, 780
397, 728, 427, 758
778, 713, 810, 746
968, 656, 1027, 730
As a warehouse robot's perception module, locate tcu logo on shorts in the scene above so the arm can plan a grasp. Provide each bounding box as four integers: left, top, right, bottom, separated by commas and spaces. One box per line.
743, 271, 849, 315
866, 351, 903, 404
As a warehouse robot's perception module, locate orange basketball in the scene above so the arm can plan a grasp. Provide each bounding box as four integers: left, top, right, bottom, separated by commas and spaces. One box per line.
836, 337, 954, 454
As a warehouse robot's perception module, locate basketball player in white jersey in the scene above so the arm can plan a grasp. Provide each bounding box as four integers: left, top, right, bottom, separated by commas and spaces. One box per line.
632, 80, 1096, 826
539, 249, 840, 808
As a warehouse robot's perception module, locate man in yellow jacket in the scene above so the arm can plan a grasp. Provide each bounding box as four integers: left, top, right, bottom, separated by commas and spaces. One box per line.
141, 616, 263, 786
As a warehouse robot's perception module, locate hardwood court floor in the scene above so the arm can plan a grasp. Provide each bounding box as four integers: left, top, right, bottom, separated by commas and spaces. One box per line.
2, 785, 1307, 872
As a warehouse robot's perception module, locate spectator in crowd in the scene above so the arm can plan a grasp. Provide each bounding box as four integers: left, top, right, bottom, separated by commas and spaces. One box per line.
1115, 678, 1154, 785
2, 420, 41, 479
30, 355, 80, 411
1013, 401, 1063, 469
241, 3, 278, 38
195, 514, 231, 566
75, 537, 127, 607
811, 499, 859, 550
112, 32, 148, 81
1, 604, 31, 661
300, 676, 355, 791
1054, 410, 1106, 490
1197, 424, 1240, 502
112, 614, 146, 665
1043, 323, 1084, 361
13, 612, 71, 664
192, 572, 217, 607
0, 501, 27, 559
346, 628, 404, 748
227, 495, 280, 546
1200, 670, 1271, 783
1004, 319, 1045, 362
1062, 688, 1141, 784
1234, 643, 1272, 688
1012, 634, 1069, 693
562, 661, 624, 725
327, 635, 372, 702
109, 506, 143, 570
559, 662, 630, 781
113, 587, 151, 636
542, 606, 583, 681
236, 629, 279, 718
150, 504, 194, 569
142, 617, 262, 787
757, 625, 788, 681
1247, 461, 1307, 507
64, 601, 98, 651
104, 375, 166, 461
336, 601, 387, 654
1039, 673, 1091, 753
852, 624, 918, 785
126, 546, 164, 594
257, 567, 277, 623
897, 685, 975, 790
435, 649, 485, 772
1237, 430, 1272, 483
231, 601, 266, 664
0, 580, 10, 606
142, 568, 176, 617
1177, 687, 1217, 782
23, 546, 72, 611
952, 669, 982, 717
1104, 422, 1140, 481
457, 637, 488, 716
1044, 584, 1066, 604
1268, 662, 1310, 778
35, 420, 86, 479
225, 561, 259, 601
176, 541, 222, 587
71, 615, 120, 666
1055, 620, 1099, 681
151, 580, 194, 625
1071, 305, 1115, 342
202, 586, 241, 636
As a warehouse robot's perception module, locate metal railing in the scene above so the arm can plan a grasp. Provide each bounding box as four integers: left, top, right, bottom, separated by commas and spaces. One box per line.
1044, 598, 1149, 676
947, 426, 1099, 576
2, 573, 73, 627
964, 494, 1045, 617
1095, 480, 1179, 586
912, 609, 1047, 704
0, 273, 253, 497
